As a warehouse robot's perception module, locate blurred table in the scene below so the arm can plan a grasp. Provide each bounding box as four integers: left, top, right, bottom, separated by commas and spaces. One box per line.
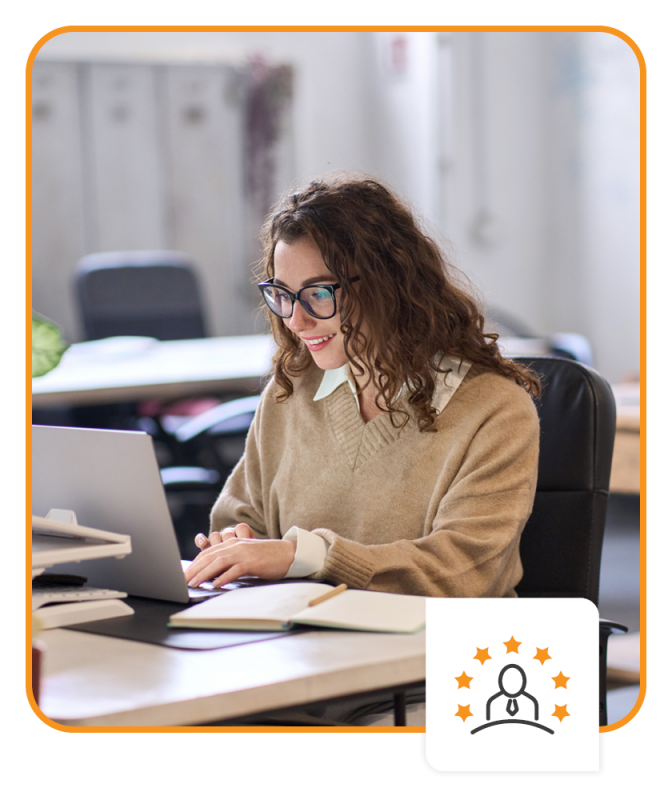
32, 335, 276, 409
610, 382, 640, 494
33, 334, 555, 411
496, 337, 551, 358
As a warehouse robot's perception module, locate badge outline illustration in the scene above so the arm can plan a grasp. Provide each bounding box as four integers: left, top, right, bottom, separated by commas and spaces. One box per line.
451, 636, 573, 736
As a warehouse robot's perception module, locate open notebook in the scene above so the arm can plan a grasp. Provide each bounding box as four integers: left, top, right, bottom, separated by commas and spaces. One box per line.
168, 582, 426, 633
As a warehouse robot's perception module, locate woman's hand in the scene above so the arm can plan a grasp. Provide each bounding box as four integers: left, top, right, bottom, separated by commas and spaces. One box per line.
184, 534, 297, 588
194, 523, 256, 552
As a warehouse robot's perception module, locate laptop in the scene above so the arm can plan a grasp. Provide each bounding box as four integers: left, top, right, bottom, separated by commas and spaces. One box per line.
32, 424, 221, 603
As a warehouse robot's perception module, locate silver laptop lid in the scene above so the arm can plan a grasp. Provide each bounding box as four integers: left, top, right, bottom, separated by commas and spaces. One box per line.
32, 425, 189, 603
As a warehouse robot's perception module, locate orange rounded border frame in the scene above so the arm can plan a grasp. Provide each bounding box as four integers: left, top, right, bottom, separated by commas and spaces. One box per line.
25, 25, 647, 733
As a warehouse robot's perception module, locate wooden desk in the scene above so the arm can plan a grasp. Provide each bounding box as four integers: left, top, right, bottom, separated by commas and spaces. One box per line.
37, 626, 426, 727
32, 335, 275, 409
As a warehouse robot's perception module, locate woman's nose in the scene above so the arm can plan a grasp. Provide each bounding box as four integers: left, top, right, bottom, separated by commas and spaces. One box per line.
285, 301, 315, 333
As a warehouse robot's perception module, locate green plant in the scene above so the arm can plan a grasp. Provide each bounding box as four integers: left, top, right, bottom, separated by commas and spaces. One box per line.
32, 312, 68, 377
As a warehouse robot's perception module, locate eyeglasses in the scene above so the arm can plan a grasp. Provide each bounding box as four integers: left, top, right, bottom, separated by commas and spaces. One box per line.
258, 277, 360, 320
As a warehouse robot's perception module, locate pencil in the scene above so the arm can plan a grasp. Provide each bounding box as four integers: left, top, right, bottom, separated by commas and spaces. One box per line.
308, 583, 348, 607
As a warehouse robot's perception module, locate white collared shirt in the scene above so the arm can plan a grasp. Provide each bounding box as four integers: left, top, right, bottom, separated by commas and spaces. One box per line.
282, 356, 472, 578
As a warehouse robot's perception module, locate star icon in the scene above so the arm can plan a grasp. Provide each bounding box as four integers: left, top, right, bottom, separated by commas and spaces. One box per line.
455, 704, 473, 722
474, 647, 491, 665
455, 671, 473, 689
504, 636, 522, 654
534, 647, 552, 665
552, 704, 570, 722
552, 671, 570, 689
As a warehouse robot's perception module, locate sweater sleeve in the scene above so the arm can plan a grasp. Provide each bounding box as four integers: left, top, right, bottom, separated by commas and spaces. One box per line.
308, 393, 540, 598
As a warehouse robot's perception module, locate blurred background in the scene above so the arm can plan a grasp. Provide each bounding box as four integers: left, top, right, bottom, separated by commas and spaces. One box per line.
32, 30, 639, 381
30, 31, 641, 723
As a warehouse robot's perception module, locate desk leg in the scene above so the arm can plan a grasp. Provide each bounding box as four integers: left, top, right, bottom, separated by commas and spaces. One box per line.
393, 691, 406, 726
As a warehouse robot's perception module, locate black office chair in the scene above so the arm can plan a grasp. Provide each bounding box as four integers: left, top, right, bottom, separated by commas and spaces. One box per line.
75, 250, 208, 341
69, 249, 222, 474
512, 356, 627, 726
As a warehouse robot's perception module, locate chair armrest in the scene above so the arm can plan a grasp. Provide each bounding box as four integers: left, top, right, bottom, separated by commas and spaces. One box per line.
599, 618, 628, 726
600, 618, 628, 636
160, 466, 220, 487
174, 396, 261, 442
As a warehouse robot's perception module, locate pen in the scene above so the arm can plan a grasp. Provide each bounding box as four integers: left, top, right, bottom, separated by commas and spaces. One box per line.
308, 583, 348, 607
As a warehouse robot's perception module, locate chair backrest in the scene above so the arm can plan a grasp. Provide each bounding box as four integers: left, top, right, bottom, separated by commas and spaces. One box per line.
75, 250, 207, 341
512, 357, 616, 604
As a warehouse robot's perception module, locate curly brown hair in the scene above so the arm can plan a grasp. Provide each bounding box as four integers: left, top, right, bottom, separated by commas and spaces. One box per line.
258, 173, 540, 430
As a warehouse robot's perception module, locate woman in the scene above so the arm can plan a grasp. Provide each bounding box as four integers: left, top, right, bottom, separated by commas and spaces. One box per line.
184, 174, 540, 599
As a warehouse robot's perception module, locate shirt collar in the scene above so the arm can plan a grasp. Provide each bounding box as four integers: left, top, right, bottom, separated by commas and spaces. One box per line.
312, 363, 355, 403
313, 355, 472, 414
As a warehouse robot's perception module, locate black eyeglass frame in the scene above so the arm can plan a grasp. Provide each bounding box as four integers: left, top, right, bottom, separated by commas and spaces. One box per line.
258, 276, 360, 320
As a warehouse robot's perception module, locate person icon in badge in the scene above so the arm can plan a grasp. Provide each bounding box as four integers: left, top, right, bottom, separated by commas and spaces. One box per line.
487, 664, 538, 720
472, 664, 554, 734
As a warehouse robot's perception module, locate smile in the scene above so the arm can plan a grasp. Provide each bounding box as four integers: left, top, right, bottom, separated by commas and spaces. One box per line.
304, 334, 335, 344
303, 333, 336, 350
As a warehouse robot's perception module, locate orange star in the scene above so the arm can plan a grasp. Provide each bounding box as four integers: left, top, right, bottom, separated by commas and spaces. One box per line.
552, 704, 570, 722
474, 647, 491, 665
455, 704, 473, 722
504, 636, 522, 654
455, 671, 473, 689
552, 671, 570, 689
534, 647, 552, 665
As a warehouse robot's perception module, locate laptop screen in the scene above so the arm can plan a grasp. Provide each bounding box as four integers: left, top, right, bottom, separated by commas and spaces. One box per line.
32, 425, 190, 602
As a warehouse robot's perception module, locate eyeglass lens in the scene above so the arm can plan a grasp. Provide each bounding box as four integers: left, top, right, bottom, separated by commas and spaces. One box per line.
262, 285, 336, 319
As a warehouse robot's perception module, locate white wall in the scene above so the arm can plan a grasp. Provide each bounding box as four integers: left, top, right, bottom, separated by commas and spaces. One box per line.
35, 30, 640, 381
445, 32, 551, 334
580, 32, 640, 382
437, 31, 640, 381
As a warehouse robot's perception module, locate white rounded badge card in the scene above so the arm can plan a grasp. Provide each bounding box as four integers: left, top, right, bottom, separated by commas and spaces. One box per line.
426, 598, 599, 772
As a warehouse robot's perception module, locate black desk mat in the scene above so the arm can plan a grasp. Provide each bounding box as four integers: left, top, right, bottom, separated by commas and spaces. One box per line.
65, 596, 297, 651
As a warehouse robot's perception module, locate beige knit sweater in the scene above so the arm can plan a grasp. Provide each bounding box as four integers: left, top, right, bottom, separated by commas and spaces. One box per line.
211, 362, 540, 598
